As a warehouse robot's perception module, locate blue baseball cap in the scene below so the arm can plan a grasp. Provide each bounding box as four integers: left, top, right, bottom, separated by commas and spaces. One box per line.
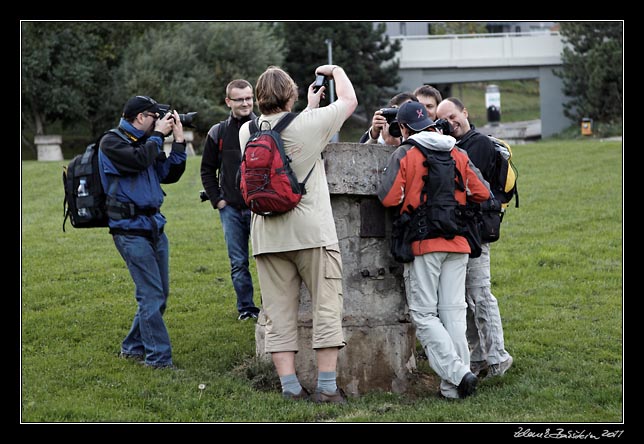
397, 101, 434, 131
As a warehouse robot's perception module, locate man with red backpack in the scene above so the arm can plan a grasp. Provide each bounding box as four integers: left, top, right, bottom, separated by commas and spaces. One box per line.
239, 65, 357, 403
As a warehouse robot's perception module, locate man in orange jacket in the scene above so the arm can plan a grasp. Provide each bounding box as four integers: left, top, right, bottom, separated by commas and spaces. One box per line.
377, 101, 490, 399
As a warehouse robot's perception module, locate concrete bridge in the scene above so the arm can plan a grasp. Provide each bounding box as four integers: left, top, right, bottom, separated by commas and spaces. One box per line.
394, 31, 569, 138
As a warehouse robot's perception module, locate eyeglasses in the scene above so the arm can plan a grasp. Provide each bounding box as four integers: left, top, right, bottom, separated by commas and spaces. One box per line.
228, 96, 253, 103
142, 112, 158, 119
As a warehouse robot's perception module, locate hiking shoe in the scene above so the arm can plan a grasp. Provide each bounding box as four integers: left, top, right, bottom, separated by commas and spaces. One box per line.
486, 356, 513, 379
312, 388, 348, 404
238, 312, 258, 321
282, 387, 310, 401
457, 372, 478, 399
470, 360, 489, 378
119, 352, 144, 362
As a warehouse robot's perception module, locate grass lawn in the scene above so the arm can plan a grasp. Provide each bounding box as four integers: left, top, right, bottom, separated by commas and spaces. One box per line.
20, 137, 623, 429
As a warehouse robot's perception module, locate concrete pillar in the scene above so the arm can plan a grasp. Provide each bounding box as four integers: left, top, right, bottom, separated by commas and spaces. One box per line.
34, 134, 63, 161
539, 66, 571, 138
254, 143, 417, 397
163, 130, 195, 156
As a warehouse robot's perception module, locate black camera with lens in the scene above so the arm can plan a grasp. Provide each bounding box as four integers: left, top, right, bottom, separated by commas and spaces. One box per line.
157, 104, 198, 128
432, 118, 452, 136
379, 107, 402, 138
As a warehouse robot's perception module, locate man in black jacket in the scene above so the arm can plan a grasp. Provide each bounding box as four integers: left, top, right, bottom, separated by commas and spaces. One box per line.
200, 79, 260, 321
436, 97, 514, 380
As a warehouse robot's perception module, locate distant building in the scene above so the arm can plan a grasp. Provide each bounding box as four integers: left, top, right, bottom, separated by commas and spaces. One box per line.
376, 21, 558, 37
379, 23, 570, 137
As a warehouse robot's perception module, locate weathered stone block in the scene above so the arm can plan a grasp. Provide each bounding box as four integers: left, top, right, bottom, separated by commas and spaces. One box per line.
255, 142, 417, 397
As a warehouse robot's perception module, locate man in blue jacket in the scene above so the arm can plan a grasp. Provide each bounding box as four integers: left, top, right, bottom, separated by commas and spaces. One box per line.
99, 95, 187, 369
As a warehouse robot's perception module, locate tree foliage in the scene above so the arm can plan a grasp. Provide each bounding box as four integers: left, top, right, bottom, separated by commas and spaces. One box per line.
555, 22, 623, 124
429, 22, 488, 35
276, 22, 400, 118
21, 22, 144, 138
115, 22, 285, 135
22, 21, 399, 154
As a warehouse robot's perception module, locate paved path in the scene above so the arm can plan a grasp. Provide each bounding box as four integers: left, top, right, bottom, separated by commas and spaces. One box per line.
479, 120, 541, 144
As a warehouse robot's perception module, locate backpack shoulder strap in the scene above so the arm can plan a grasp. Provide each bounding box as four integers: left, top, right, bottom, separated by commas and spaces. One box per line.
215, 119, 229, 150
250, 112, 299, 134
272, 112, 298, 133
102, 129, 132, 195
211, 119, 229, 173
456, 128, 478, 146
249, 118, 259, 134
108, 128, 131, 144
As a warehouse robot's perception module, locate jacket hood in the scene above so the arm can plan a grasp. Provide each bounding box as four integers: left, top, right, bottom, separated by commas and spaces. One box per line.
408, 131, 456, 152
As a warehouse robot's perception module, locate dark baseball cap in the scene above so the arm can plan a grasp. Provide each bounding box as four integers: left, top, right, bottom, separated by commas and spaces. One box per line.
397, 101, 435, 131
122, 95, 161, 118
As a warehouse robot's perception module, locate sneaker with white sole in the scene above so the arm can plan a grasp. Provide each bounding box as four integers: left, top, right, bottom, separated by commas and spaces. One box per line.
486, 356, 513, 379
238, 312, 258, 321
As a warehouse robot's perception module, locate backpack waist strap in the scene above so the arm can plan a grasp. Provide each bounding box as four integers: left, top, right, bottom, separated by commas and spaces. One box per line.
106, 196, 159, 220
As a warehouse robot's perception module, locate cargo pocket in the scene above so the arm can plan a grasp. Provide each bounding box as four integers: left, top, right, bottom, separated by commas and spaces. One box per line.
323, 243, 343, 279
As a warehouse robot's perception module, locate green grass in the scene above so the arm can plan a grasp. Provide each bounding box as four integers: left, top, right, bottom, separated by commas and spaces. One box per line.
21, 138, 623, 424
452, 80, 541, 126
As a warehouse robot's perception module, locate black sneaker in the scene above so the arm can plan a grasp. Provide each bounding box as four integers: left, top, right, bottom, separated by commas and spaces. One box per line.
238, 312, 258, 321
457, 372, 478, 399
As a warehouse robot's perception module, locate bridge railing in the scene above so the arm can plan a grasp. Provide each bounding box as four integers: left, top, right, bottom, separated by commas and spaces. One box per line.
394, 31, 565, 69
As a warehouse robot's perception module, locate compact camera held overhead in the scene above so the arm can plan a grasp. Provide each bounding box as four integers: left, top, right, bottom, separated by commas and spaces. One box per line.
313, 74, 328, 93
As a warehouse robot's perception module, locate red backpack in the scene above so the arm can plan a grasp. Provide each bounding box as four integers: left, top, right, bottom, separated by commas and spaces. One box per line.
239, 112, 314, 216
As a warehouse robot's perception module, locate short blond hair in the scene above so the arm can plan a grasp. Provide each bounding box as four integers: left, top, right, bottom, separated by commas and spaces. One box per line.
226, 79, 252, 98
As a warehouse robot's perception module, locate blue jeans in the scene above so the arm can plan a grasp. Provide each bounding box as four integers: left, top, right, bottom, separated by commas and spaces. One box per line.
218, 205, 259, 314
113, 233, 172, 367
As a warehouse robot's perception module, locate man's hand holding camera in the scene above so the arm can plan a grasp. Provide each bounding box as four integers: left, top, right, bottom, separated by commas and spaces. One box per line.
154, 110, 185, 143
307, 79, 324, 110
369, 110, 388, 142
370, 108, 401, 146
307, 65, 345, 111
